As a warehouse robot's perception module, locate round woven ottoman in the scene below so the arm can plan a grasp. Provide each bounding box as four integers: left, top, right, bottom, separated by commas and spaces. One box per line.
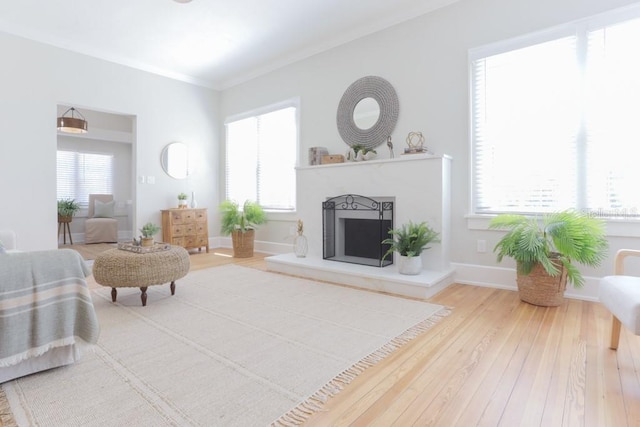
93, 246, 190, 306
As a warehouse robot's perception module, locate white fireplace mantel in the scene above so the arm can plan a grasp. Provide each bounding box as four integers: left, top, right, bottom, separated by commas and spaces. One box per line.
266, 153, 454, 299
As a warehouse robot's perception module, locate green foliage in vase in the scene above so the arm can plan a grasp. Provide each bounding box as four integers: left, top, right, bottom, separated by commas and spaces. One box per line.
351, 144, 376, 155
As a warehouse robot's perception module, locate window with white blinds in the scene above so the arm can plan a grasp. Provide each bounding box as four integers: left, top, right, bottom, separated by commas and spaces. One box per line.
57, 150, 113, 206
225, 104, 297, 211
471, 10, 640, 217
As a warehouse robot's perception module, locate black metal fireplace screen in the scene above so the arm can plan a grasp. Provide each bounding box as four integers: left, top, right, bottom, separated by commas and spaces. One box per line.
322, 194, 394, 267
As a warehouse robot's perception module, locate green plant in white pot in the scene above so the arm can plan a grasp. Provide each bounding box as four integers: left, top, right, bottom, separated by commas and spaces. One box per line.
177, 192, 188, 208
219, 200, 267, 258
382, 221, 440, 275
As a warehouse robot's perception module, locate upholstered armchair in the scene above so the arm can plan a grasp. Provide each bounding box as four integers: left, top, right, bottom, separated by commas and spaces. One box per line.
85, 194, 118, 244
599, 249, 640, 349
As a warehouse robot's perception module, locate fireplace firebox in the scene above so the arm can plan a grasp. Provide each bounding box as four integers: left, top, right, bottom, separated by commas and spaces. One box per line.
322, 194, 394, 267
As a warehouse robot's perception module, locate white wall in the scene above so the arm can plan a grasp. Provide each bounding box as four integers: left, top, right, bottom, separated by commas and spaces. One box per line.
0, 31, 220, 251
220, 0, 640, 296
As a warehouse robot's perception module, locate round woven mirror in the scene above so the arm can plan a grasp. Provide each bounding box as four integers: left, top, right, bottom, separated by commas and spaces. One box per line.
336, 76, 399, 150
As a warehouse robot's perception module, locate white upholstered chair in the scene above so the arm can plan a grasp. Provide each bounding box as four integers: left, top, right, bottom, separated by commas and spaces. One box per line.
599, 249, 640, 349
85, 194, 118, 244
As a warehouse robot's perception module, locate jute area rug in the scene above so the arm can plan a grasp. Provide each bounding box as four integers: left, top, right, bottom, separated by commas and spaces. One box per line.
58, 243, 117, 261
2, 264, 449, 426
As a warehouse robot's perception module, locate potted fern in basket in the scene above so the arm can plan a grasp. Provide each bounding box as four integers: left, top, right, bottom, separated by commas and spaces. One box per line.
219, 200, 267, 258
57, 198, 80, 223
489, 210, 608, 306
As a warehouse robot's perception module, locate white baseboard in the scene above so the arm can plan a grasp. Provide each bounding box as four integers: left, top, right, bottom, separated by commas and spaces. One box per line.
214, 236, 292, 255
451, 262, 602, 302
60, 231, 133, 245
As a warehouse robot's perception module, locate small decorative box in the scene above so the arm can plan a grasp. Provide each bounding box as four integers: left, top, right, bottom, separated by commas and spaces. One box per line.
321, 154, 345, 164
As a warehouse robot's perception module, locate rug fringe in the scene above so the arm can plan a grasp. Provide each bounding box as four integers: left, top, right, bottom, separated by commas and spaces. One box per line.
270, 306, 452, 426
0, 386, 18, 427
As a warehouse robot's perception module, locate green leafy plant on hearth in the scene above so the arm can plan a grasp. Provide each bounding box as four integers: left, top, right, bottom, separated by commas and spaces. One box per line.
382, 221, 440, 260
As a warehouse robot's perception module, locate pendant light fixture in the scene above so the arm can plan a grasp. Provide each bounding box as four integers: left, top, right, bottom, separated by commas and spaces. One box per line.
57, 107, 88, 134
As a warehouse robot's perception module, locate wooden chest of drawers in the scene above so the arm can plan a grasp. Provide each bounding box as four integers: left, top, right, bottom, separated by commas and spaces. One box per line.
161, 208, 209, 253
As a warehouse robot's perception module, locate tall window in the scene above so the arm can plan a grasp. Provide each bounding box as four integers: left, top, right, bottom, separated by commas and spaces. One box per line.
471, 10, 640, 217
57, 150, 113, 206
225, 103, 298, 211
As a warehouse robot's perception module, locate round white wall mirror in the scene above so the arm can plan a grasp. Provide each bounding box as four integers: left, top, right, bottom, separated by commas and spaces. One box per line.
161, 142, 189, 180
353, 97, 380, 130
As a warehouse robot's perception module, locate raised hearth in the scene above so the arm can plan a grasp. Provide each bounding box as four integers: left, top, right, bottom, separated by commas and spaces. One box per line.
266, 253, 455, 299
267, 154, 454, 299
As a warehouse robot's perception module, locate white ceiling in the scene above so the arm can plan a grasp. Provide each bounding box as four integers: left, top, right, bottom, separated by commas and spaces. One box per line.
0, 0, 458, 90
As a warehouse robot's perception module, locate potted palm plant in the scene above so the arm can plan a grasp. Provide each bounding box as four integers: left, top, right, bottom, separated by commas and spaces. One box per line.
219, 200, 267, 258
382, 221, 440, 275
489, 210, 608, 306
139, 222, 161, 247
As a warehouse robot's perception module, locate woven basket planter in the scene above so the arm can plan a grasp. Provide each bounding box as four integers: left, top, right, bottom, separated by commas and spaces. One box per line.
58, 215, 72, 224
231, 229, 255, 258
516, 260, 568, 307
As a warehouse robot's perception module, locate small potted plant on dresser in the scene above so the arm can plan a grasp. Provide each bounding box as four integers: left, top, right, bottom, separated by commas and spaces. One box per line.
489, 210, 608, 306
382, 221, 440, 275
177, 193, 188, 208
219, 200, 267, 258
139, 222, 161, 247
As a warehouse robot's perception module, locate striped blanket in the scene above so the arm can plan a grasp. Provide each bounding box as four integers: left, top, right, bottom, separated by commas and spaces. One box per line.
0, 249, 99, 377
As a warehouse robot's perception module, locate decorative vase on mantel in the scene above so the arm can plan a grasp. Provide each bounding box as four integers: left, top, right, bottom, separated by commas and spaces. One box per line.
190, 191, 198, 208
293, 219, 308, 258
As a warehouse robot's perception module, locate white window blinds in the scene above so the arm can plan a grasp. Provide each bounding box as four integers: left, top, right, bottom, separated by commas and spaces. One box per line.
585, 20, 640, 217
57, 150, 113, 206
472, 36, 579, 214
471, 12, 640, 217
225, 105, 297, 211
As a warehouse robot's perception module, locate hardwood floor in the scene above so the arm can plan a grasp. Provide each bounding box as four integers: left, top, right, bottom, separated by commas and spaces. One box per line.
302, 283, 640, 426
3, 248, 640, 426
186, 250, 640, 426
